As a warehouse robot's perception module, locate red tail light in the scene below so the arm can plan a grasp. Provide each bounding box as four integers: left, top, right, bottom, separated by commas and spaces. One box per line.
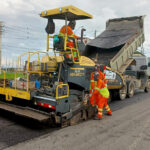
37, 102, 56, 109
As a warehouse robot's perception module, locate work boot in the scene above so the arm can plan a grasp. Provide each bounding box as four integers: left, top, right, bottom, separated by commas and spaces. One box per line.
94, 115, 102, 120
107, 110, 112, 116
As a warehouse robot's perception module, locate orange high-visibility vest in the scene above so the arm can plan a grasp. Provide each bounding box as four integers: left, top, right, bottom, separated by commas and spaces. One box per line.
94, 79, 109, 99
59, 25, 79, 38
99, 70, 107, 85
90, 72, 95, 91
90, 72, 108, 106
89, 72, 95, 106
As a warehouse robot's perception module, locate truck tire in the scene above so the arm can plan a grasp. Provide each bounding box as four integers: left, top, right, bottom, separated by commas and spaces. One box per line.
118, 84, 127, 100
144, 79, 150, 93
127, 81, 135, 98
110, 90, 119, 101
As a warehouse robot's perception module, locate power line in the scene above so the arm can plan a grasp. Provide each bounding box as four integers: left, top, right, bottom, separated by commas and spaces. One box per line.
2, 28, 45, 40
2, 48, 38, 55
2, 36, 45, 40
3, 27, 43, 35
2, 44, 43, 50
1, 23, 47, 58
3, 23, 43, 32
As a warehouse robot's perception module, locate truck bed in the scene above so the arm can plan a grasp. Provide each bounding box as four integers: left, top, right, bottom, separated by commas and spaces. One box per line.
83, 16, 145, 73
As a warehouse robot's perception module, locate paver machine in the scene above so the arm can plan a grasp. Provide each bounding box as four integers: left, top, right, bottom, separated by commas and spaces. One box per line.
0, 5, 95, 126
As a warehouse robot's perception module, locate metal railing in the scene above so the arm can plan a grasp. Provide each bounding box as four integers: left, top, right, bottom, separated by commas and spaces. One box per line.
1, 49, 70, 100
47, 34, 81, 63
56, 83, 69, 100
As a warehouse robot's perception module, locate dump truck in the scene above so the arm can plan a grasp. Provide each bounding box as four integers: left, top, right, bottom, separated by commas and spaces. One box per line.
0, 6, 97, 127
83, 16, 150, 100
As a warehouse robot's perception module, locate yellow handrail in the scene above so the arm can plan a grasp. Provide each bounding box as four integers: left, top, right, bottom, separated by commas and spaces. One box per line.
48, 34, 81, 64
47, 34, 49, 51
17, 51, 48, 72
56, 83, 69, 99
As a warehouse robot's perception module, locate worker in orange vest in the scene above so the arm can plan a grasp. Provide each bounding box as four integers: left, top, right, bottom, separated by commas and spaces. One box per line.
59, 20, 79, 47
59, 21, 79, 62
91, 71, 112, 120
89, 64, 107, 107
97, 64, 107, 85
59, 20, 79, 38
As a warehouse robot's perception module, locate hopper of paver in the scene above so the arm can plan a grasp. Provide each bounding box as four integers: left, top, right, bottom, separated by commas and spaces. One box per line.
83, 16, 145, 73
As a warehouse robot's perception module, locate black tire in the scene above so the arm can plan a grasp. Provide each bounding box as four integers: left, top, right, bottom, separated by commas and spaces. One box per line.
118, 83, 127, 100
144, 79, 150, 93
127, 81, 135, 98
69, 89, 82, 103
110, 90, 119, 101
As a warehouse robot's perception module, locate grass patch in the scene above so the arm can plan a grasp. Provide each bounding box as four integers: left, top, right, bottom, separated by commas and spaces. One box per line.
0, 72, 27, 79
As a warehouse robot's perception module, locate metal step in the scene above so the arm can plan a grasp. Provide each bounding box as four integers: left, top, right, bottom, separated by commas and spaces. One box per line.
0, 102, 50, 122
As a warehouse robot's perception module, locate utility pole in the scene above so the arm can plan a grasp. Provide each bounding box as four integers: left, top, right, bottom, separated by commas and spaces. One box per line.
94, 30, 97, 38
6, 57, 7, 72
0, 22, 2, 73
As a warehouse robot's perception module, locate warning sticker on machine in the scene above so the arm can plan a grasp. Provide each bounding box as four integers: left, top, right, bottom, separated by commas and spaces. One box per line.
104, 70, 116, 80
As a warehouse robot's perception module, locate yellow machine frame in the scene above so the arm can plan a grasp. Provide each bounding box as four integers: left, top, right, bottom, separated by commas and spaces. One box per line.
0, 71, 30, 101
42, 5, 93, 65
0, 5, 93, 102
40, 5, 93, 19
0, 51, 69, 101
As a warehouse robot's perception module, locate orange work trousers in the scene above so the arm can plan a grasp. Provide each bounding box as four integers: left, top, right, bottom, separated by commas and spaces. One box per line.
94, 94, 112, 118
67, 41, 74, 48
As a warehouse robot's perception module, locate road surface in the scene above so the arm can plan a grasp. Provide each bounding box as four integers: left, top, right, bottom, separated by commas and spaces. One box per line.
1, 90, 150, 150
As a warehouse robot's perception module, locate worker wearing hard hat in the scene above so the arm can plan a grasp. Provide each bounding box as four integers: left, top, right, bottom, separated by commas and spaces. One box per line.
91, 71, 112, 120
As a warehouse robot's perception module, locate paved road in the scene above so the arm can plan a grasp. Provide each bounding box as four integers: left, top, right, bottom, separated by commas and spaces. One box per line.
0, 112, 57, 150
1, 90, 150, 150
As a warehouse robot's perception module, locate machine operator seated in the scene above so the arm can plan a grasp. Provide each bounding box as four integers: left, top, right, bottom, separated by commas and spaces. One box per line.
58, 20, 80, 63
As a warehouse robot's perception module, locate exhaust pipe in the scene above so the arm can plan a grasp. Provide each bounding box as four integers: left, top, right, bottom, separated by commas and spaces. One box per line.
81, 28, 86, 43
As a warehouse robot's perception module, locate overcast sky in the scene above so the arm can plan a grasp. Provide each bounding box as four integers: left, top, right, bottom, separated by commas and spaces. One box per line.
0, 0, 150, 66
